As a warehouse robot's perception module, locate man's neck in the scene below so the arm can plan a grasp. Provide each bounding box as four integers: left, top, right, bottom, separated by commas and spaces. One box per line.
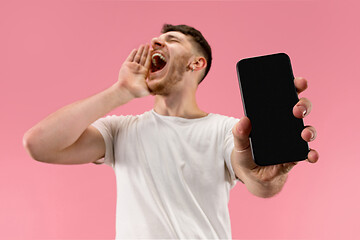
153, 90, 208, 119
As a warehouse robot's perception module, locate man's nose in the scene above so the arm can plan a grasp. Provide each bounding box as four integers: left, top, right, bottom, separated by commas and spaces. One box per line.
151, 37, 164, 49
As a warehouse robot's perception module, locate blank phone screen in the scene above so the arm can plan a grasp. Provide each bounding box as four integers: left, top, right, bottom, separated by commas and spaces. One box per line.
236, 53, 309, 166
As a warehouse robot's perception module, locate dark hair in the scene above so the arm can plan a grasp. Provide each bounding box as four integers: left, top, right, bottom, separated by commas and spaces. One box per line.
161, 24, 212, 84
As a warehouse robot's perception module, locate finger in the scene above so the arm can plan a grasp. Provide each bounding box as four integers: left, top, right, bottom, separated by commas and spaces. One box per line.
126, 49, 137, 62
307, 149, 319, 163
140, 44, 149, 66
232, 117, 252, 151
301, 126, 317, 142
134, 44, 144, 63
144, 45, 152, 71
293, 97, 312, 118
294, 77, 308, 94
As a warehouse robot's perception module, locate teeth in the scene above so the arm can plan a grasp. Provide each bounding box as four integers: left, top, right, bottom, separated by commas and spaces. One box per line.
151, 53, 167, 63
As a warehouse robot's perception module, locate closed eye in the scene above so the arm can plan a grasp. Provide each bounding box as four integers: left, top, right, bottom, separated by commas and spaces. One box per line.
166, 35, 181, 43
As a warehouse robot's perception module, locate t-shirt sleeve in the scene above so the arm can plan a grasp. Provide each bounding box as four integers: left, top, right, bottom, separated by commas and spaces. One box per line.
91, 115, 119, 168
223, 117, 243, 189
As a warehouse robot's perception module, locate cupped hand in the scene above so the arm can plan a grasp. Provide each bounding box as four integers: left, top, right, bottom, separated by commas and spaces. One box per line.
117, 44, 152, 98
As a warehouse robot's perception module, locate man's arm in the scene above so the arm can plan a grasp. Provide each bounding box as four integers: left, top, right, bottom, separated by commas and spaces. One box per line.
230, 77, 319, 198
23, 44, 152, 164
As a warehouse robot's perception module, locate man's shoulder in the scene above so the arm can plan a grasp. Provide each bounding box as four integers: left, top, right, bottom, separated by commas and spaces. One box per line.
208, 112, 239, 123
94, 110, 152, 127
104, 110, 152, 120
205, 113, 239, 132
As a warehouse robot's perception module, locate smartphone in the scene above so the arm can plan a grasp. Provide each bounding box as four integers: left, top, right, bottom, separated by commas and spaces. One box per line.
236, 53, 309, 166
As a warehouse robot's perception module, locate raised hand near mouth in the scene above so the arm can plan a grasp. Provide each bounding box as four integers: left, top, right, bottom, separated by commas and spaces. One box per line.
117, 44, 152, 99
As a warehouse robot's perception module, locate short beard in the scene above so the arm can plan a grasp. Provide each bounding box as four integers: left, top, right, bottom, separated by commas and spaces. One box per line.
149, 53, 191, 96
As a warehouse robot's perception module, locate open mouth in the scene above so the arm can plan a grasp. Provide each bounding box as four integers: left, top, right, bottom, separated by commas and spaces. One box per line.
150, 52, 167, 73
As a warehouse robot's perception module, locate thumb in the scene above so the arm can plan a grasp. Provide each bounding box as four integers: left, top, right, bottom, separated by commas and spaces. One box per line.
232, 117, 252, 151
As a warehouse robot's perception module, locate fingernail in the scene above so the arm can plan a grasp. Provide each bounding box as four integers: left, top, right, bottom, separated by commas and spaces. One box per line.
236, 124, 242, 133
237, 117, 245, 131
310, 131, 315, 141
297, 105, 307, 117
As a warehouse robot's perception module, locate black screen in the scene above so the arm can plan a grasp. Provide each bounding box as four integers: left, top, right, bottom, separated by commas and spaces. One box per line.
236, 53, 309, 166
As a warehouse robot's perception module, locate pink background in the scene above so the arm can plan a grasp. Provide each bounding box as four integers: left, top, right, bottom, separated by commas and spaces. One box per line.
1, 0, 359, 239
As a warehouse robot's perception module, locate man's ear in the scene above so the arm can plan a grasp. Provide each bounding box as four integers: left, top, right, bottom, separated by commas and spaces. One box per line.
193, 57, 207, 71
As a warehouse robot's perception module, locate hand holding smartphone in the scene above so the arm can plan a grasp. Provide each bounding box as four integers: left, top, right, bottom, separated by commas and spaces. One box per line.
236, 53, 309, 166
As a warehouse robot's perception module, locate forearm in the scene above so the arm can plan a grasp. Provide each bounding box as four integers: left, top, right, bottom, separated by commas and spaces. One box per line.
23, 82, 133, 156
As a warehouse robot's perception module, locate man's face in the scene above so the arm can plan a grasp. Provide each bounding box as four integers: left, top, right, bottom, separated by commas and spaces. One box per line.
147, 31, 196, 95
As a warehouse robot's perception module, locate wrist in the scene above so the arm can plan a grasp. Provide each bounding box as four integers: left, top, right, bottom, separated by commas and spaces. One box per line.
243, 166, 288, 184
109, 82, 136, 106
244, 172, 288, 198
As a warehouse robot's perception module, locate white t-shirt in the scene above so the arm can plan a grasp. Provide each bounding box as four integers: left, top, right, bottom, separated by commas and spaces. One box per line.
92, 110, 240, 239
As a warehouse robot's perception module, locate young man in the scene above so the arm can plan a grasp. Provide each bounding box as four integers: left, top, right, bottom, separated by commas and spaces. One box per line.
23, 24, 318, 238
